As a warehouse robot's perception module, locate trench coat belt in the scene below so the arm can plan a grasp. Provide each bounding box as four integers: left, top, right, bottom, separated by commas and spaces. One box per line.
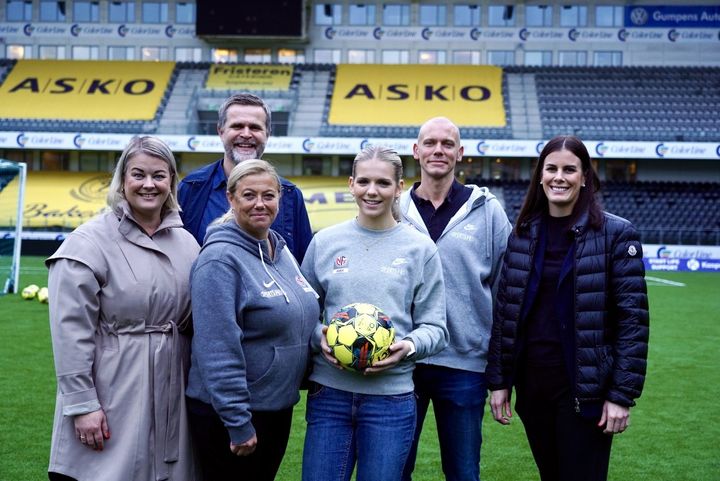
144, 321, 181, 481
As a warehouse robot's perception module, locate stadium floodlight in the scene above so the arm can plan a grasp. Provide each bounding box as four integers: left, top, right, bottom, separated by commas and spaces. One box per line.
0, 160, 27, 295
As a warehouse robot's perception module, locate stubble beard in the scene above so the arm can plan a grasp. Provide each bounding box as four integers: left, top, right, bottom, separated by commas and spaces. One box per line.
228, 144, 266, 165
423, 160, 456, 182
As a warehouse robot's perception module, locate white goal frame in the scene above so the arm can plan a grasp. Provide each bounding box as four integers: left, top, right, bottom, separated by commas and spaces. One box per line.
1, 160, 27, 295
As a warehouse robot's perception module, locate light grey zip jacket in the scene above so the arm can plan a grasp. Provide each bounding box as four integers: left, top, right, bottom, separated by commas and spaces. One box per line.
400, 184, 511, 372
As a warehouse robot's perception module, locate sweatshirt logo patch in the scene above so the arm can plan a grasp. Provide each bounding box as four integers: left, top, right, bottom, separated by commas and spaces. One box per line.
260, 288, 284, 298
380, 265, 407, 276
333, 255, 349, 273
381, 259, 408, 276
391, 257, 408, 266
463, 223, 477, 232
628, 245, 638, 256
296, 275, 316, 293
450, 231, 474, 242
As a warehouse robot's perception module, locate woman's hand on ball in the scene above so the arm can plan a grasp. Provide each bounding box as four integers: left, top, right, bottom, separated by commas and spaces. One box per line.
364, 340, 413, 375
320, 326, 343, 370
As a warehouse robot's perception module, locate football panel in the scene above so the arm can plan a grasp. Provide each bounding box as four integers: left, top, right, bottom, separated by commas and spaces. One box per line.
352, 303, 379, 316
326, 323, 340, 346
369, 325, 393, 350
353, 314, 378, 337
337, 324, 360, 346
352, 338, 374, 370
333, 345, 354, 368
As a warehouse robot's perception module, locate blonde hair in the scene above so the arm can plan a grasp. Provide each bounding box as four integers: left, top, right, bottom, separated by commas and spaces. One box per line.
107, 136, 180, 212
216, 159, 282, 224
352, 145, 404, 221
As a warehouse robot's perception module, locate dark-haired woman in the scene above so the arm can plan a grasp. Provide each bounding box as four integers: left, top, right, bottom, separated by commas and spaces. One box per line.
487, 135, 649, 481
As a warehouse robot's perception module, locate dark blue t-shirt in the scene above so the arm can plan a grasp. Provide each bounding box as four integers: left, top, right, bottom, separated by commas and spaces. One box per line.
409, 180, 472, 243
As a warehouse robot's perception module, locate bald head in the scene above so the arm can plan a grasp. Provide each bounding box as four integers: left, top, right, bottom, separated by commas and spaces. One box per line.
413, 117, 464, 182
417, 117, 461, 145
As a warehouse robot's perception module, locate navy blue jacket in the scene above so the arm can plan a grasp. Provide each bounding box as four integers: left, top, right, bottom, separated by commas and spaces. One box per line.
487, 211, 649, 414
178, 158, 313, 263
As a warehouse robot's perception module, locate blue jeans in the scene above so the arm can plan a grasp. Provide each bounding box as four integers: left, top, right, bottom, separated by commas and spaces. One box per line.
302, 383, 417, 481
402, 365, 488, 481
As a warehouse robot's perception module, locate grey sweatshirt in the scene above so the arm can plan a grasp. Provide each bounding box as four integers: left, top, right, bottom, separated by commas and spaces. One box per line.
186, 221, 320, 445
400, 184, 511, 373
300, 219, 448, 395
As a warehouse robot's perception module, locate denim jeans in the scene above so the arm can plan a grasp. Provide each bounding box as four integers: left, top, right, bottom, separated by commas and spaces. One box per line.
302, 383, 417, 481
402, 365, 488, 481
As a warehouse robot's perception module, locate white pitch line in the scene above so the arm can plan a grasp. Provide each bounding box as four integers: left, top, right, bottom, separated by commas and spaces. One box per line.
645, 276, 686, 287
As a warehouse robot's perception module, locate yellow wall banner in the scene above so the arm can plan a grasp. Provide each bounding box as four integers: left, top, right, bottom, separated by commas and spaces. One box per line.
328, 65, 506, 127
15, 172, 109, 229
205, 64, 294, 91
287, 176, 358, 232
0, 60, 174, 120
7, 173, 356, 231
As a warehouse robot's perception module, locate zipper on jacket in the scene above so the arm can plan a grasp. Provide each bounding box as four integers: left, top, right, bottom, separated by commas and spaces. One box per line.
574, 397, 580, 413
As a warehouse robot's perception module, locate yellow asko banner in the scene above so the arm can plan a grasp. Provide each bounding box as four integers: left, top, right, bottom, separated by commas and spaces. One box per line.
205, 64, 294, 91
0, 60, 174, 120
328, 65, 506, 127
10, 173, 357, 231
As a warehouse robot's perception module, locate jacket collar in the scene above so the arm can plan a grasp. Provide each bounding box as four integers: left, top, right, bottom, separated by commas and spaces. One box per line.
114, 200, 182, 249
520, 209, 589, 237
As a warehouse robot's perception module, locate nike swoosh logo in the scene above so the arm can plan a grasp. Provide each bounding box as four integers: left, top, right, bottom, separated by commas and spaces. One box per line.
263, 280, 275, 288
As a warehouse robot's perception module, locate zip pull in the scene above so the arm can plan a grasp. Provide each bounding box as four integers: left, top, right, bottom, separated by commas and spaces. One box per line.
574, 398, 580, 413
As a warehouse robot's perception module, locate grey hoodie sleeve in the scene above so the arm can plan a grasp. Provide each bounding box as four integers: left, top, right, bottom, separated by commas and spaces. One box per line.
300, 238, 326, 352
190, 257, 255, 445
405, 249, 449, 359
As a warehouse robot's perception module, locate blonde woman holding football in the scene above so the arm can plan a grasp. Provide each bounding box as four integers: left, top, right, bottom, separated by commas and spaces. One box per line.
300, 145, 449, 481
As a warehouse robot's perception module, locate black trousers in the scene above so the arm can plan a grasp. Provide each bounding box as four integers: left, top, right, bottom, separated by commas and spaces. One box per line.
515, 364, 613, 481
187, 398, 293, 481
48, 473, 76, 481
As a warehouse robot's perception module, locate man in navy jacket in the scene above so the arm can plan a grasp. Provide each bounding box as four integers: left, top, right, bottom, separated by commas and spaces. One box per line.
178, 93, 312, 262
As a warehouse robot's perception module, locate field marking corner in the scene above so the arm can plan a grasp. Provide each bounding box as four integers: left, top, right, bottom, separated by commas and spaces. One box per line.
645, 276, 686, 287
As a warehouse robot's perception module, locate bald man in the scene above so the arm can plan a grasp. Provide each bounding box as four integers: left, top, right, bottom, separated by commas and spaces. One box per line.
399, 117, 511, 481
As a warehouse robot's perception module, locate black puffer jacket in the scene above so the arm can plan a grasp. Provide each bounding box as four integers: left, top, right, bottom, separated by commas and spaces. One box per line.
487, 211, 649, 411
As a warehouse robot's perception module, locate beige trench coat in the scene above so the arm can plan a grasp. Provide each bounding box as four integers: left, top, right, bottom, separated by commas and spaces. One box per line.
46, 202, 200, 481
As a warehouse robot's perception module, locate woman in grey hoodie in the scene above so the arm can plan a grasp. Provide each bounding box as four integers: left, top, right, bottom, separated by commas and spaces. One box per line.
300, 146, 449, 481
186, 159, 320, 481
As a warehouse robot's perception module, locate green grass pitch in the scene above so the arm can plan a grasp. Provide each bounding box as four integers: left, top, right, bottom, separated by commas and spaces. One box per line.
1, 257, 718, 480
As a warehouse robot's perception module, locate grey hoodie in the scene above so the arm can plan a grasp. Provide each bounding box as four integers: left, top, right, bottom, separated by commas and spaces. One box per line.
400, 184, 511, 373
301, 219, 448, 396
186, 221, 320, 445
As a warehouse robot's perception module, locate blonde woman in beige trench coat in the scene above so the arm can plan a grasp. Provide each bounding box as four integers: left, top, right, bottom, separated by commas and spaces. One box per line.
46, 136, 201, 481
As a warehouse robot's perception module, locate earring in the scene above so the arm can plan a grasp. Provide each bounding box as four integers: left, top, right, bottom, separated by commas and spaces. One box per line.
539, 181, 543, 185
582, 183, 586, 187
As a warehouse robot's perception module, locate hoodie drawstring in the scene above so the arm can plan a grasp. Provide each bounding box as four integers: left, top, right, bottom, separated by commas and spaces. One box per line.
258, 243, 290, 304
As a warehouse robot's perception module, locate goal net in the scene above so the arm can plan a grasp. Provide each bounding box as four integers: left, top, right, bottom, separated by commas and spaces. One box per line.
0, 160, 26, 294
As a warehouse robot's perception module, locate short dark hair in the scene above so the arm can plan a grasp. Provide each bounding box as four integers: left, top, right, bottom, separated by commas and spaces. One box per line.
515, 135, 602, 234
217, 93, 272, 135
